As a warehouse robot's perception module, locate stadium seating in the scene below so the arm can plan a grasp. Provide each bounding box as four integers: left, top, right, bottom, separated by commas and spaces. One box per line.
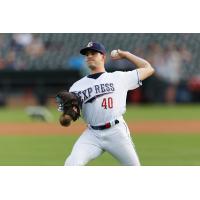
0, 33, 199, 80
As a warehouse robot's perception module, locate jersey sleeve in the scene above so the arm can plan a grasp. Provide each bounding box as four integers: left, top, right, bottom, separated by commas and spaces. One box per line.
69, 85, 75, 92
69, 76, 86, 93
69, 82, 78, 92
116, 70, 142, 91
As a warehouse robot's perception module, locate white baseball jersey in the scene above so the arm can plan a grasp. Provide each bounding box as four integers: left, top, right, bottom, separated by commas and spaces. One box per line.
65, 69, 142, 166
69, 70, 142, 126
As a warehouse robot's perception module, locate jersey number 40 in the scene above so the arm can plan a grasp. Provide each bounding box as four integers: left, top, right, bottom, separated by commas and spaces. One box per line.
101, 97, 113, 109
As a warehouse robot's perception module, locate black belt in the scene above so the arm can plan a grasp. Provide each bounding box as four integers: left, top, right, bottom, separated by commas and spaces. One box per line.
90, 120, 119, 130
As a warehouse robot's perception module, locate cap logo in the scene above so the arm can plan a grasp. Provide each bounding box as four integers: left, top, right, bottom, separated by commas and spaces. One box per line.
87, 42, 93, 47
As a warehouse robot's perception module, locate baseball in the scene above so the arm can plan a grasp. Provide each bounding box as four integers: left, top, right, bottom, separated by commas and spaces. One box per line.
111, 50, 119, 57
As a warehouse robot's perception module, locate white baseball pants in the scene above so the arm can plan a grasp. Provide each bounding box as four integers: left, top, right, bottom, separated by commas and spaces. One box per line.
65, 119, 140, 166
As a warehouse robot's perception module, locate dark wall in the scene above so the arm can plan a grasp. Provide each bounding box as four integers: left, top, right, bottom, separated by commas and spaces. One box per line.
0, 70, 81, 105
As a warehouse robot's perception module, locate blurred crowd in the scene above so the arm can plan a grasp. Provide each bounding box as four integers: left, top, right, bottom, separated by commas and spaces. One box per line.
0, 34, 44, 70
0, 33, 87, 74
106, 42, 194, 103
0, 33, 200, 104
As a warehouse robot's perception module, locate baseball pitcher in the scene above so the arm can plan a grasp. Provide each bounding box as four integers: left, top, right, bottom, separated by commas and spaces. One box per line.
56, 42, 155, 166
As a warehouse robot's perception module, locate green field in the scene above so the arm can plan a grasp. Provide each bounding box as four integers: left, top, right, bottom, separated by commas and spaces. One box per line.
0, 104, 200, 166
1, 104, 200, 122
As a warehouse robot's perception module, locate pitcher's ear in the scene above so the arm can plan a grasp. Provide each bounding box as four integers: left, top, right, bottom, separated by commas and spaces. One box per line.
103, 54, 106, 62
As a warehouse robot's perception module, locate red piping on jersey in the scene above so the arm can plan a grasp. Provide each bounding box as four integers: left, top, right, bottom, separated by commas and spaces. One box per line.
105, 123, 111, 128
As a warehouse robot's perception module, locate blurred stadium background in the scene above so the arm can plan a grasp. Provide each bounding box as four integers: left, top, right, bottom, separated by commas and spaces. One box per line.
0, 33, 200, 166
0, 33, 200, 106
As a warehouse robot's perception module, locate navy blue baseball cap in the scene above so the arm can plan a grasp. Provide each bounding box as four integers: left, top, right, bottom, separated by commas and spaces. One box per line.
80, 42, 106, 55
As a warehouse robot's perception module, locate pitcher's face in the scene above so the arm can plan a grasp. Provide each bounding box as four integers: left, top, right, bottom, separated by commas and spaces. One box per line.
85, 50, 105, 70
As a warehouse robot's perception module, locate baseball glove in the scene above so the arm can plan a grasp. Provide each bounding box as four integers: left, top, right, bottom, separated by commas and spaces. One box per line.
56, 91, 81, 122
